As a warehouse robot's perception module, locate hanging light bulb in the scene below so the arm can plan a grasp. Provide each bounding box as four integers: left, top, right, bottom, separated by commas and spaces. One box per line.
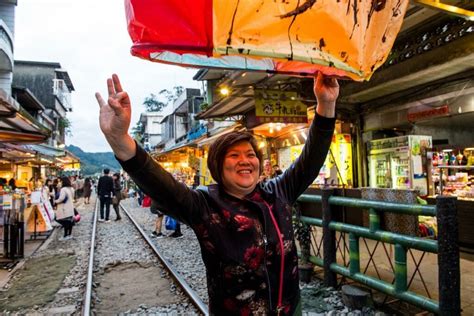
219, 87, 230, 96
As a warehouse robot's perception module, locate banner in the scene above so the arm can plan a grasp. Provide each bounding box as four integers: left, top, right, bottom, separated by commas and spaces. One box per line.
126, 0, 409, 81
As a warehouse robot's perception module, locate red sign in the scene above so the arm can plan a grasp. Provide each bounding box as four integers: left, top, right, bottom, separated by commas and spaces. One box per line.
407, 105, 449, 122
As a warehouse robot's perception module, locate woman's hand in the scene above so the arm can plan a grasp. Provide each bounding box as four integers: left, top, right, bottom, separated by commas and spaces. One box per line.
95, 74, 136, 161
314, 72, 339, 118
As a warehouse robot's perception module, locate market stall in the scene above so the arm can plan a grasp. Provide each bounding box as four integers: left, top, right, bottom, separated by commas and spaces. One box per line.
426, 146, 474, 251
153, 145, 202, 186
248, 99, 354, 188
0, 190, 26, 265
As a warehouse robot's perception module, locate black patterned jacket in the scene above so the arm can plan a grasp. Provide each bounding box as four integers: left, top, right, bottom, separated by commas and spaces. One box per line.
119, 114, 335, 315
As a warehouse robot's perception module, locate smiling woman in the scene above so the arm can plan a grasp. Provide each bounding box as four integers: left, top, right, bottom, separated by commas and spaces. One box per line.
98, 73, 338, 315
222, 144, 259, 198
207, 133, 262, 199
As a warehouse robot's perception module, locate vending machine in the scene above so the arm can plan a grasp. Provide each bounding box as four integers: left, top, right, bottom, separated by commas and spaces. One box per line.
368, 135, 432, 195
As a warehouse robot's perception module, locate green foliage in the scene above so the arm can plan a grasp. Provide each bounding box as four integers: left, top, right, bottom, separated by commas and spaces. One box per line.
200, 102, 209, 111
66, 145, 121, 176
143, 93, 166, 112
131, 121, 144, 143
133, 86, 185, 142
158, 86, 184, 105
58, 117, 72, 136
293, 206, 312, 264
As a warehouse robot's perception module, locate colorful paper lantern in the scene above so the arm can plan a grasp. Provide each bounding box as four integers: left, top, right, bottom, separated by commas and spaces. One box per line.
125, 0, 409, 81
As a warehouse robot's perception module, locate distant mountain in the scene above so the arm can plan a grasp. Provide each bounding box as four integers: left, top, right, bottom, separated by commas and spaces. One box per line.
66, 145, 121, 176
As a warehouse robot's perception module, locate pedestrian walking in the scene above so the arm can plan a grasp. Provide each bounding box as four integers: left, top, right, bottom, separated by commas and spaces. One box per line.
83, 177, 92, 204
96, 72, 338, 315
76, 175, 85, 200
150, 199, 164, 238
97, 168, 114, 222
112, 172, 122, 220
54, 176, 75, 240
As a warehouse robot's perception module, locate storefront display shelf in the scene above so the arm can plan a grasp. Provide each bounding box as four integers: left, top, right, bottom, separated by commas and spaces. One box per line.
437, 165, 474, 199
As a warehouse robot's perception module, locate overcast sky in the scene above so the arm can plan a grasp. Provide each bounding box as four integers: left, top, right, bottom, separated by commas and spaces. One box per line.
14, 0, 201, 152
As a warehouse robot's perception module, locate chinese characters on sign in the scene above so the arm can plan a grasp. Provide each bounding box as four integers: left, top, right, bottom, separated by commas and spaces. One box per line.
254, 90, 308, 124
407, 105, 450, 122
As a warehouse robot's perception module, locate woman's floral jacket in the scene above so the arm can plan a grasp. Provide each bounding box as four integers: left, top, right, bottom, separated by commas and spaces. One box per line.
119, 114, 335, 315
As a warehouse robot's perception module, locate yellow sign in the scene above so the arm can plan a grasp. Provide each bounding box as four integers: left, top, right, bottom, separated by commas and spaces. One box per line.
255, 90, 307, 124
326, 134, 353, 186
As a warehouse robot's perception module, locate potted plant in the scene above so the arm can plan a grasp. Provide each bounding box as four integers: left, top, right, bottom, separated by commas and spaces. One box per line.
293, 207, 313, 283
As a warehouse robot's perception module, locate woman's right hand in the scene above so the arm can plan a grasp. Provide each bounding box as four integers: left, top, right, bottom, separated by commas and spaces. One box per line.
95, 74, 136, 161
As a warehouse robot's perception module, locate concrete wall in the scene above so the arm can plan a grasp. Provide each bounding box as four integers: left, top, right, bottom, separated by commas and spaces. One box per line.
0, 3, 15, 37
0, 69, 11, 92
412, 124, 474, 147
13, 62, 57, 109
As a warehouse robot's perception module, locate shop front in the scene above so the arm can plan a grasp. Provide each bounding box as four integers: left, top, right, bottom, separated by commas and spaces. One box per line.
55, 151, 81, 175
247, 90, 355, 188
153, 144, 201, 187
362, 86, 474, 250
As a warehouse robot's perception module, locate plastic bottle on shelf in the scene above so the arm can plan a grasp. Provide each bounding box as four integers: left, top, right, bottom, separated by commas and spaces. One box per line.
444, 152, 450, 165
449, 153, 456, 166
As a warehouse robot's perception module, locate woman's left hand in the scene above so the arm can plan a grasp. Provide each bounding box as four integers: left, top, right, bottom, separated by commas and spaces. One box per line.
314, 72, 339, 118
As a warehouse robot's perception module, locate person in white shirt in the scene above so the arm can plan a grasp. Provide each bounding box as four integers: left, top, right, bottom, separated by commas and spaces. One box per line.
54, 176, 75, 241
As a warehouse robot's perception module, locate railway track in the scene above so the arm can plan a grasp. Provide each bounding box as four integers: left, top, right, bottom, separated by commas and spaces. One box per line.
82, 200, 208, 315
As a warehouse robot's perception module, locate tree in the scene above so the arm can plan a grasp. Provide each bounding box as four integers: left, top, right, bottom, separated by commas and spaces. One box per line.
158, 86, 184, 106
131, 121, 144, 143
58, 117, 73, 136
143, 93, 166, 112
133, 86, 185, 144
142, 86, 184, 113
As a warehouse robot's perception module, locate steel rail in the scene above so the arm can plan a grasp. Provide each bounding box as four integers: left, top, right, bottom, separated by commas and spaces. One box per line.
120, 204, 209, 316
82, 198, 99, 316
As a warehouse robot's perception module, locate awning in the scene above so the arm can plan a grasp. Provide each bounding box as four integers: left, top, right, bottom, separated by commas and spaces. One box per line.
125, 0, 409, 81
0, 89, 19, 117
196, 124, 243, 147
0, 143, 37, 162
24, 144, 66, 158
0, 95, 51, 143
55, 151, 81, 171
156, 142, 197, 156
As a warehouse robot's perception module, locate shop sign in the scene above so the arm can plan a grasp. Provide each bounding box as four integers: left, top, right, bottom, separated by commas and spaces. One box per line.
155, 156, 168, 162
255, 90, 307, 124
407, 105, 449, 122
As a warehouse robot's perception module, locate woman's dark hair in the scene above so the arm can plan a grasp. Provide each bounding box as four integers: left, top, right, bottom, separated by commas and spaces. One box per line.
85, 177, 91, 184
207, 131, 263, 184
60, 176, 72, 187
8, 178, 16, 189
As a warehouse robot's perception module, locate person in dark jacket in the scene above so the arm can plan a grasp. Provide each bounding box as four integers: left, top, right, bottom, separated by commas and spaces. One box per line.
112, 172, 122, 220
97, 168, 114, 222
96, 73, 338, 315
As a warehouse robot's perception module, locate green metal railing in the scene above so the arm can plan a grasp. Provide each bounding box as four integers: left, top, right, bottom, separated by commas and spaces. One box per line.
296, 189, 460, 315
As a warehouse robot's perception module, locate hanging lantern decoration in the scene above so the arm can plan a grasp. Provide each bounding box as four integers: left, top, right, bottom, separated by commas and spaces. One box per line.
125, 0, 409, 81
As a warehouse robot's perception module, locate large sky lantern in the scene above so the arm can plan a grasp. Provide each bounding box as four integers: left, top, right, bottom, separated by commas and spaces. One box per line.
125, 0, 409, 81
